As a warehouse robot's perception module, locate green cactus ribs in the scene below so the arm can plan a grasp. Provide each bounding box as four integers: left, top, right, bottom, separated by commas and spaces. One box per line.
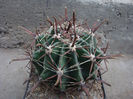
32, 8, 105, 93
19, 7, 121, 97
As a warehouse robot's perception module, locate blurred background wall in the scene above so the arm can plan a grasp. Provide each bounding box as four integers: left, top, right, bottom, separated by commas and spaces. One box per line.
78, 0, 133, 4
0, 0, 133, 54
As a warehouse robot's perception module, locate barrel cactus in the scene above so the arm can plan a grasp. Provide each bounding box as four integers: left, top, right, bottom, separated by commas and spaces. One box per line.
16, 7, 120, 98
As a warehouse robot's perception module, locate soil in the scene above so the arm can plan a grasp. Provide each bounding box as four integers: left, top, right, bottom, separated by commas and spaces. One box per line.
26, 80, 103, 99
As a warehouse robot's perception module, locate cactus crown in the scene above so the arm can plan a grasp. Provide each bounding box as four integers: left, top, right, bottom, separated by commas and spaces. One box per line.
32, 7, 106, 93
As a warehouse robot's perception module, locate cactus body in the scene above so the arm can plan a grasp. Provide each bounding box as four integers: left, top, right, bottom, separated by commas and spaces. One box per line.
32, 11, 104, 92
9, 8, 121, 98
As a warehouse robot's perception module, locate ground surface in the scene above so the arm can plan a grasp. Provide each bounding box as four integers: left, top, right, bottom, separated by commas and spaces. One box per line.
103, 55, 133, 99
0, 48, 28, 99
0, 48, 133, 99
